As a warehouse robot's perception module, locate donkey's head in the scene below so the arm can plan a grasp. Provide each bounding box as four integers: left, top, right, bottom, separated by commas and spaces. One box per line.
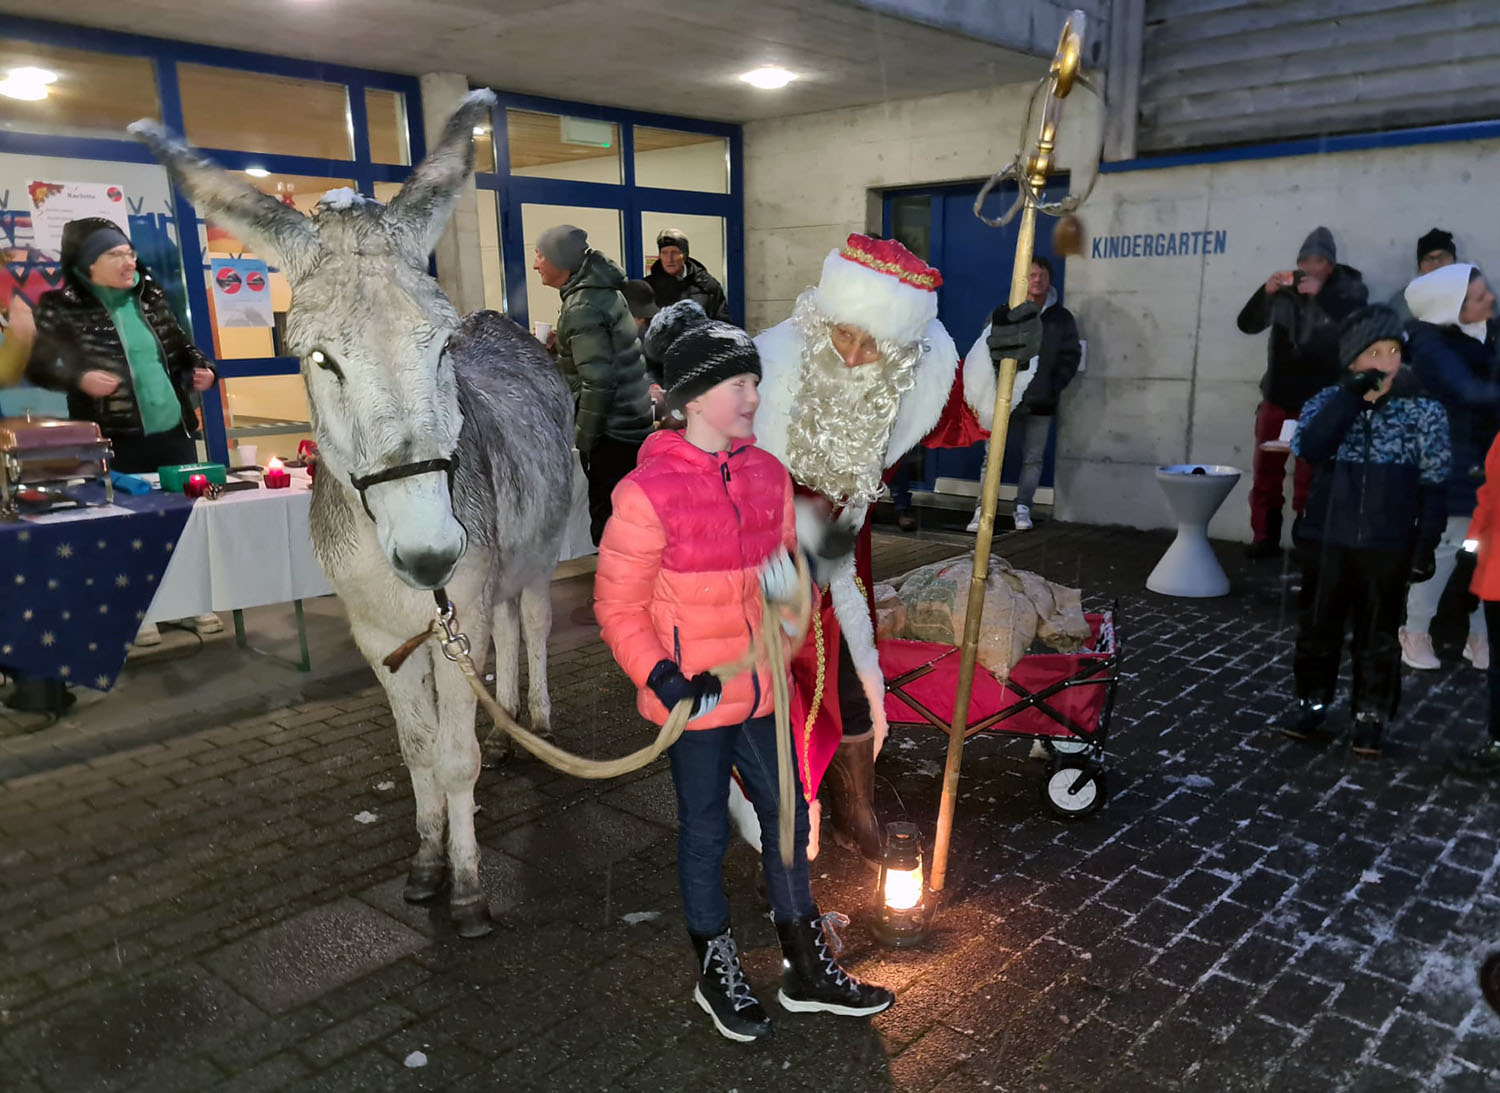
131, 89, 496, 591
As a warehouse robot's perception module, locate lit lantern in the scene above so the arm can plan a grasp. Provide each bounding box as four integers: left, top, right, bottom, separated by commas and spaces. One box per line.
872, 821, 929, 947
264, 457, 291, 489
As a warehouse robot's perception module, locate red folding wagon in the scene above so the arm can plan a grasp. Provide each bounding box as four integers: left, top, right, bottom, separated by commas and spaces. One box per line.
878, 605, 1121, 820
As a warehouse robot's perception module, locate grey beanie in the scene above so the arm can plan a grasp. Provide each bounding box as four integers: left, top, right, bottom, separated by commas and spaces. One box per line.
1337, 304, 1404, 370
537, 224, 589, 272
1297, 226, 1336, 265
76, 224, 131, 272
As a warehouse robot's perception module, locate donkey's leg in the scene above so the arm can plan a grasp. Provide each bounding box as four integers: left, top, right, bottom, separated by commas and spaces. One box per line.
433, 644, 493, 938
480, 595, 520, 768
354, 627, 447, 902
520, 577, 554, 738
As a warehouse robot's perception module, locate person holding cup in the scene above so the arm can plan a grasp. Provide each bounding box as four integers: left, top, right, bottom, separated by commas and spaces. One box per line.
532, 224, 653, 545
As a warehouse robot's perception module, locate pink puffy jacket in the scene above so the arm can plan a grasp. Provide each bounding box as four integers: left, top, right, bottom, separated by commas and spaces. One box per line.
595, 429, 799, 729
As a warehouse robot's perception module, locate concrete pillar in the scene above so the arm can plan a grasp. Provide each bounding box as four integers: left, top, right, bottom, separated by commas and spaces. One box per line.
418, 72, 487, 316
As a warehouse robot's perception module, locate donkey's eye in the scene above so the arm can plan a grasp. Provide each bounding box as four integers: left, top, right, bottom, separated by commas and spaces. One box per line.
309, 350, 343, 379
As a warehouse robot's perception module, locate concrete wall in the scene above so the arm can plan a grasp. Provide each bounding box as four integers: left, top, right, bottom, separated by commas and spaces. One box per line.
742, 82, 1500, 541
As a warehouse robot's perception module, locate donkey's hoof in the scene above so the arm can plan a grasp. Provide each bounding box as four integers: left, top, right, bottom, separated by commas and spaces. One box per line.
480, 739, 512, 770
403, 864, 449, 904
530, 720, 555, 742
451, 895, 493, 938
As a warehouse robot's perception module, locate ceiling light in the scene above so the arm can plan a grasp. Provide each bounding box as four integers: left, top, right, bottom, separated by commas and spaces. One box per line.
244, 167, 270, 178
0, 66, 58, 101
472, 126, 488, 136
740, 66, 796, 90
8, 66, 58, 85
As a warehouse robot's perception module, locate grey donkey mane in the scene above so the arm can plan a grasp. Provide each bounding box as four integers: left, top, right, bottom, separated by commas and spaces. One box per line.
129, 90, 575, 582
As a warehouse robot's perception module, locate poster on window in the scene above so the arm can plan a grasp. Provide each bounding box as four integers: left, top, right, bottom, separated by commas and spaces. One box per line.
26, 180, 130, 258
210, 257, 274, 327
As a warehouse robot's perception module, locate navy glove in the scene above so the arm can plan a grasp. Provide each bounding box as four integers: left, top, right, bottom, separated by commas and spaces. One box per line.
1342, 368, 1384, 396
647, 659, 721, 720
987, 301, 1042, 372
1410, 544, 1438, 585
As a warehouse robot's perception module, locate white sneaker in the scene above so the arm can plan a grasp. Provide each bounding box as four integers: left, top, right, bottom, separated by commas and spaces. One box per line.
192, 613, 224, 635
134, 621, 162, 647
1464, 633, 1491, 671
1013, 504, 1033, 531
965, 507, 982, 533
1399, 627, 1441, 671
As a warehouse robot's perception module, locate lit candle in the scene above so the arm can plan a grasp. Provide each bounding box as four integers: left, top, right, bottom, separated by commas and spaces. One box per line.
185, 473, 209, 499
264, 456, 291, 489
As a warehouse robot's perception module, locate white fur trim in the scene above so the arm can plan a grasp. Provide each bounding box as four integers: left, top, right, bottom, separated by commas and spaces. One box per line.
727, 778, 761, 852
751, 318, 801, 468
962, 323, 1036, 431
828, 557, 889, 757
812, 248, 938, 346
883, 319, 961, 467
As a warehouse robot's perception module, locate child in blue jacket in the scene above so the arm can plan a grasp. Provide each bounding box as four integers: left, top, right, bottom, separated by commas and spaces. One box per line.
1281, 305, 1451, 756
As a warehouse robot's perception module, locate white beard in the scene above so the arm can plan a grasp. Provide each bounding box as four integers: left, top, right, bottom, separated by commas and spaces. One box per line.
781, 294, 920, 507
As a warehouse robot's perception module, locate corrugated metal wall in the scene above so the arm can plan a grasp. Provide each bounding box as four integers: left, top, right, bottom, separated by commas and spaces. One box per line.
1138, 0, 1500, 153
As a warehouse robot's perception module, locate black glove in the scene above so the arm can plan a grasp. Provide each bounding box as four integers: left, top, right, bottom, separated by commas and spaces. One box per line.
1409, 544, 1438, 585
1342, 368, 1384, 396
647, 659, 722, 719
817, 517, 857, 561
987, 302, 1042, 372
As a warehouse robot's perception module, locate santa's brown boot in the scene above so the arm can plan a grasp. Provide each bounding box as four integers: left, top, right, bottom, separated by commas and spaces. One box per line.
825, 733, 883, 863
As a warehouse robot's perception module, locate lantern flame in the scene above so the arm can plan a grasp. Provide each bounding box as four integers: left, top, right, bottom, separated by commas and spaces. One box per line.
884, 864, 923, 911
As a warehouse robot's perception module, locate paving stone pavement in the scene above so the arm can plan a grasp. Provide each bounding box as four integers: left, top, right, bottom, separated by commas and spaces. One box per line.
1, 522, 1497, 1092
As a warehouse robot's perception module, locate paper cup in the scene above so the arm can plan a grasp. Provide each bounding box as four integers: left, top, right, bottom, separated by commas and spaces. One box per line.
1278, 419, 1297, 444
533, 321, 553, 342
236, 443, 258, 467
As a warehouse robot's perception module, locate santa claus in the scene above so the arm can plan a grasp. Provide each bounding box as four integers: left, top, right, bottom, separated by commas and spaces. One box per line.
737, 233, 1039, 861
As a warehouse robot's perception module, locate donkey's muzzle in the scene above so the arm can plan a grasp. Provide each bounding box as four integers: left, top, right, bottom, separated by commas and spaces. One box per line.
392, 545, 462, 590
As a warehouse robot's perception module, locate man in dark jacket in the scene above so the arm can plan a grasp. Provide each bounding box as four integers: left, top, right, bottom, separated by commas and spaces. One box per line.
1281, 306, 1449, 757
533, 224, 654, 544
1238, 226, 1369, 557
645, 229, 730, 323
27, 217, 217, 473
1010, 257, 1080, 530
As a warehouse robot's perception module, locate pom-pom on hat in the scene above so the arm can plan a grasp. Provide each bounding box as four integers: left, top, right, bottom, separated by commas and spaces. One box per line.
812, 233, 942, 346
644, 300, 760, 413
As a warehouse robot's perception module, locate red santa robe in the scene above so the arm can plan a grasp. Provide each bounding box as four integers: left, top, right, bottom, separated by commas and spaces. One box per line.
751, 316, 1005, 806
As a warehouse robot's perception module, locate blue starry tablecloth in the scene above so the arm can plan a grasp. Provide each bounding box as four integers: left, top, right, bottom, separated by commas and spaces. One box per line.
0, 487, 194, 690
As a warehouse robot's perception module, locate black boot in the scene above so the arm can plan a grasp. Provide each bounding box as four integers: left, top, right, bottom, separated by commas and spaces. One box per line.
689, 928, 773, 1042
1351, 714, 1383, 758
1449, 740, 1500, 778
775, 911, 895, 1017
1277, 698, 1329, 741
825, 734, 883, 863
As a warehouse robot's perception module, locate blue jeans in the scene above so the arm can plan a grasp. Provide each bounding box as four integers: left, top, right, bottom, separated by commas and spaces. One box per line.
667, 715, 814, 934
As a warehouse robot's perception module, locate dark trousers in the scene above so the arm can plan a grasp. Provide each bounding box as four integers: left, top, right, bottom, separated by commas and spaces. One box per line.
1486, 601, 1500, 742
1294, 541, 1408, 719
837, 636, 873, 739
667, 714, 814, 935
109, 427, 197, 475
1251, 401, 1314, 545
582, 436, 642, 546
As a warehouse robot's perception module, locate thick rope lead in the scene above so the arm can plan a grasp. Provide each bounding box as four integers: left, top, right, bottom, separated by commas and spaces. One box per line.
399, 553, 811, 869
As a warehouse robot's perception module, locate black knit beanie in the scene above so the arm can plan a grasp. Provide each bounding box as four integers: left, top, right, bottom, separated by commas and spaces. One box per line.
1338, 304, 1404, 370
1416, 228, 1456, 264
1297, 226, 1336, 265
644, 300, 759, 411
656, 228, 690, 258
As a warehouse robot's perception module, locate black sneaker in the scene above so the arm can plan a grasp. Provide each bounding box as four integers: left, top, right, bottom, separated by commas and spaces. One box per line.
1450, 741, 1500, 778
775, 911, 894, 1017
1351, 715, 1383, 758
1277, 699, 1328, 741
689, 928, 773, 1042
1246, 538, 1281, 560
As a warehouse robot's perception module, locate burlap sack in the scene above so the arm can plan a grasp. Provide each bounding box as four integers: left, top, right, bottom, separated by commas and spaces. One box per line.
873, 581, 907, 641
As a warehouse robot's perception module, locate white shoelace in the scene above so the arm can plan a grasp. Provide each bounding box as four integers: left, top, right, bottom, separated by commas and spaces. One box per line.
815, 912, 854, 987
704, 935, 757, 1012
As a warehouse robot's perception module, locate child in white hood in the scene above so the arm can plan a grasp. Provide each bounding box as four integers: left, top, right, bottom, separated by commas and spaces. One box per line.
1399, 264, 1500, 673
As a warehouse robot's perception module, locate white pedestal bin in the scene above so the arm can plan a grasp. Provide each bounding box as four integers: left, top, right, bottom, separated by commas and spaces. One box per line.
1147, 465, 1242, 598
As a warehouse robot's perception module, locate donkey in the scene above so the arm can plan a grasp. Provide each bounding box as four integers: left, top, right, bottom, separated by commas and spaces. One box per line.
132, 90, 574, 937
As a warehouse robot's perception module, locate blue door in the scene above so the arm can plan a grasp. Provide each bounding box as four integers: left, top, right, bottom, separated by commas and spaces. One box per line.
884, 178, 1071, 496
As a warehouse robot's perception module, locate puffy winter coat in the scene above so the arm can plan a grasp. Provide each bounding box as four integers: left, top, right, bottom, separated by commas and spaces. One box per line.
1237, 264, 1369, 414
1467, 432, 1500, 600
1017, 288, 1081, 415
645, 257, 730, 323
27, 217, 213, 438
594, 429, 800, 729
555, 249, 654, 454
1292, 368, 1450, 553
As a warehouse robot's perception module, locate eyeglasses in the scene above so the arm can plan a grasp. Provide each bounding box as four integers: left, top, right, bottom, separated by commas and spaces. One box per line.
100, 247, 137, 263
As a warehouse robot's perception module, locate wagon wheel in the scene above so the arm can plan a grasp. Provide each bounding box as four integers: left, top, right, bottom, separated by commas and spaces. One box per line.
1040, 762, 1106, 820
1042, 736, 1090, 757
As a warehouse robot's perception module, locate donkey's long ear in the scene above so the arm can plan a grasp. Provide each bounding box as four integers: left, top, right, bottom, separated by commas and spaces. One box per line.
129, 119, 319, 282
383, 89, 495, 266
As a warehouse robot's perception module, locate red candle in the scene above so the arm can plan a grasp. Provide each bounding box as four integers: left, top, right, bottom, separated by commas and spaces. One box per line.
185, 473, 209, 499
264, 456, 291, 489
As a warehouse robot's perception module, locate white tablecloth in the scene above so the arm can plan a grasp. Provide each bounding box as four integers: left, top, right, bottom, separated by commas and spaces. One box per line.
146, 456, 594, 622
145, 471, 330, 622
